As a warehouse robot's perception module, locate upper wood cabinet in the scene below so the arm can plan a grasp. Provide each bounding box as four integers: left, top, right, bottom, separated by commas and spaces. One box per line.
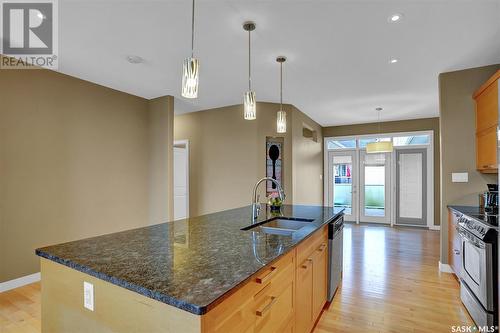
474, 70, 500, 173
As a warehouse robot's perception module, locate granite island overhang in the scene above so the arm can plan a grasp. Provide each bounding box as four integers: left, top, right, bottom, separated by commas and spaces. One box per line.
36, 204, 344, 332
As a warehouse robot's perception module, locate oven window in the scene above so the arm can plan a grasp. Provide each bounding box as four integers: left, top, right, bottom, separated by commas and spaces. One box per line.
463, 241, 481, 285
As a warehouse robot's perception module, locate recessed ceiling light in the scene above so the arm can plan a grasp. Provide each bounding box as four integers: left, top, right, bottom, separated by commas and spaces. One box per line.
389, 58, 398, 64
126, 55, 143, 64
388, 13, 403, 22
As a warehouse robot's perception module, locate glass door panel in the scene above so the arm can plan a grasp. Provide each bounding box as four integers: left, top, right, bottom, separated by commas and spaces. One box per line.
328, 151, 357, 222
364, 165, 385, 217
360, 152, 390, 223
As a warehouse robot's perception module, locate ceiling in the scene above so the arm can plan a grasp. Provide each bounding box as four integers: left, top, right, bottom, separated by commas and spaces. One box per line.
54, 0, 500, 126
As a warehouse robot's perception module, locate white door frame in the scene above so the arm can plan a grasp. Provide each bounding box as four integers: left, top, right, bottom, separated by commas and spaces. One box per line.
324, 130, 434, 228
326, 150, 358, 222
173, 140, 189, 220
359, 150, 391, 224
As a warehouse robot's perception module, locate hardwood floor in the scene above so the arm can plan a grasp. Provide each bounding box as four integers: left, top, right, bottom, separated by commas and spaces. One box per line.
315, 223, 473, 333
0, 282, 40, 333
0, 224, 472, 333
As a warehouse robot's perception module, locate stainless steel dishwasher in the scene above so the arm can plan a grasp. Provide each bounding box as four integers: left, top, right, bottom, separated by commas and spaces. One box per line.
328, 215, 344, 302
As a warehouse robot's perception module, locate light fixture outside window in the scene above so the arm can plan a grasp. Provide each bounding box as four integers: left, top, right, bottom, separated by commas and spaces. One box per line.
243, 21, 256, 120
276, 56, 287, 133
181, 0, 199, 99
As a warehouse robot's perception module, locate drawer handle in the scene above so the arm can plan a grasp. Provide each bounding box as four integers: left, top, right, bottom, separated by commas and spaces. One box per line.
317, 244, 326, 252
453, 249, 460, 255
256, 266, 277, 284
256, 296, 277, 317
301, 258, 313, 269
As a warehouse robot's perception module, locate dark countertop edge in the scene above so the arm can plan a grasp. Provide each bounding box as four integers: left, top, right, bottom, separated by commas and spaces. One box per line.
36, 208, 344, 316
36, 249, 205, 314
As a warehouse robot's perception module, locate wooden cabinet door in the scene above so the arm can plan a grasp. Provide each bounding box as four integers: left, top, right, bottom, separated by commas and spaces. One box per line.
295, 256, 313, 333
312, 242, 328, 321
476, 126, 497, 172
448, 209, 462, 276
476, 79, 498, 133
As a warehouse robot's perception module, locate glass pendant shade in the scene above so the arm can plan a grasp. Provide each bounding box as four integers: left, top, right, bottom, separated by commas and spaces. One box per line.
181, 57, 199, 99
277, 110, 286, 133
244, 91, 256, 120
366, 141, 393, 153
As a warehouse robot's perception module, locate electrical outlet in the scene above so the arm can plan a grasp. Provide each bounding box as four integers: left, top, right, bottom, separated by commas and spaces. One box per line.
83, 281, 94, 311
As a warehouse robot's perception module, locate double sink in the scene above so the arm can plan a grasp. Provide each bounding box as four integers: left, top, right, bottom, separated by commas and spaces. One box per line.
242, 217, 315, 235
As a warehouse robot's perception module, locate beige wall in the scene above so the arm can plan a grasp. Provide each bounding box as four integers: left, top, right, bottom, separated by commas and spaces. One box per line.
291, 106, 324, 205
323, 117, 441, 226
0, 66, 174, 282
439, 64, 500, 263
174, 102, 323, 217
149, 96, 175, 224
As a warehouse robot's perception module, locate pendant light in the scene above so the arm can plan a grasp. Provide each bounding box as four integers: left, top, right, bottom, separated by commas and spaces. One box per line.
366, 107, 394, 153
243, 21, 256, 120
276, 56, 287, 133
181, 0, 199, 99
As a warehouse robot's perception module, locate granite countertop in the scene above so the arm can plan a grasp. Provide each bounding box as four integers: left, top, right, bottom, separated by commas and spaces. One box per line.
36, 204, 343, 315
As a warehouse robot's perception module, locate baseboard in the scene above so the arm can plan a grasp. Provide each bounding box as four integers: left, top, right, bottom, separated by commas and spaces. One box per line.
0, 272, 40, 292
429, 225, 441, 231
439, 261, 454, 273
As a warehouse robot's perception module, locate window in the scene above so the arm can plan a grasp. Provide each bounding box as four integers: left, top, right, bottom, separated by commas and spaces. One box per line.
393, 135, 430, 146
358, 137, 391, 148
327, 139, 356, 150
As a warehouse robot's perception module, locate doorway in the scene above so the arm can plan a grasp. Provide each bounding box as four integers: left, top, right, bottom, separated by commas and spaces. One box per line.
360, 151, 391, 224
396, 149, 427, 226
327, 150, 357, 222
324, 131, 434, 227
173, 140, 189, 220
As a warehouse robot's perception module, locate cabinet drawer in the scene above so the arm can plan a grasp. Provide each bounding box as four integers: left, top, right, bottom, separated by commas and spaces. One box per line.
254, 263, 294, 333
296, 226, 328, 265
202, 250, 294, 333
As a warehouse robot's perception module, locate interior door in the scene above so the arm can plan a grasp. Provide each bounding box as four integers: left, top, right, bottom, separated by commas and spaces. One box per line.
359, 151, 391, 224
173, 146, 188, 220
327, 151, 357, 222
396, 149, 427, 226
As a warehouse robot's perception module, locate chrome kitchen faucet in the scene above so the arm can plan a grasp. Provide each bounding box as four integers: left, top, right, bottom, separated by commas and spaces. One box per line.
251, 177, 286, 220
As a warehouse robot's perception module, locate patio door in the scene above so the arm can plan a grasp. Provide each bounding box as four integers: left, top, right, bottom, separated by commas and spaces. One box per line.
396, 149, 427, 226
327, 151, 357, 222
359, 151, 391, 224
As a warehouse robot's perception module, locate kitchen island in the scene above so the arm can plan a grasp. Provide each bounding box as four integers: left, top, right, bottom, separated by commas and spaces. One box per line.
36, 204, 344, 333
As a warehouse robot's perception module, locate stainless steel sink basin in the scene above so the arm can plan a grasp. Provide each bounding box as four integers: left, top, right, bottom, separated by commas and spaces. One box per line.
242, 217, 314, 235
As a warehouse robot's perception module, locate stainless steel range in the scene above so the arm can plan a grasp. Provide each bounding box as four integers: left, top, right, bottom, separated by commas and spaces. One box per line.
456, 213, 498, 327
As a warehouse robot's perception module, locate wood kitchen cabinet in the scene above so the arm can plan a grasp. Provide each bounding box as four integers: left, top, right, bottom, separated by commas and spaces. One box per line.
474, 70, 500, 173
448, 208, 462, 276
203, 225, 329, 333
295, 226, 328, 333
